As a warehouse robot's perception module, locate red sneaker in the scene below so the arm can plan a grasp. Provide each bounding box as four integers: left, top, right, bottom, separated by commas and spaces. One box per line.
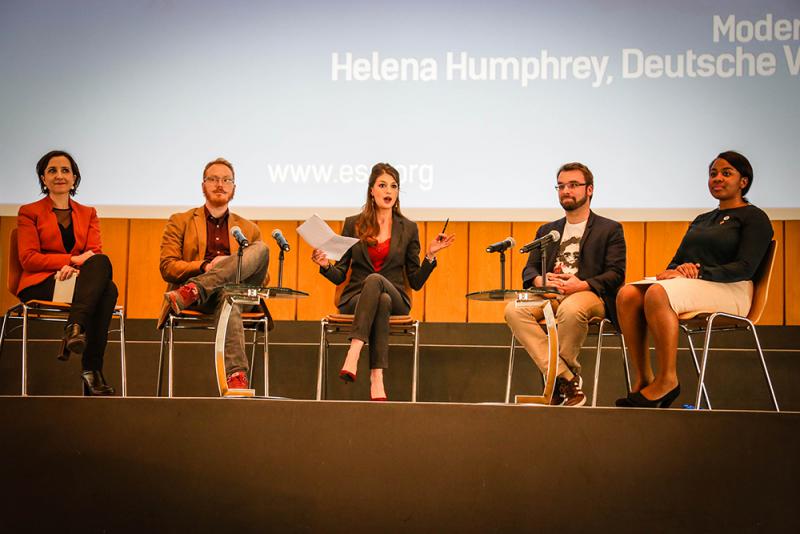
165, 283, 199, 314
226, 371, 249, 390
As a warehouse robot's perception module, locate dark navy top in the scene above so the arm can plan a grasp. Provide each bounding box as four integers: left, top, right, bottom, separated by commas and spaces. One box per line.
667, 204, 773, 283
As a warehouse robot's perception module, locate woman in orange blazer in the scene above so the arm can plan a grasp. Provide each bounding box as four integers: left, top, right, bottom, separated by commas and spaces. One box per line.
17, 150, 118, 395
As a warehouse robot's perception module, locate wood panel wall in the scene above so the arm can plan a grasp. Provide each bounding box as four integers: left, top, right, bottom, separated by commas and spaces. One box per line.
1, 216, 796, 325
785, 221, 800, 325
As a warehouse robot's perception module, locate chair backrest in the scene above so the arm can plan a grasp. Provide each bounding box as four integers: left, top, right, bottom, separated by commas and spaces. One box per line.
747, 239, 776, 323
7, 228, 21, 297
332, 268, 351, 307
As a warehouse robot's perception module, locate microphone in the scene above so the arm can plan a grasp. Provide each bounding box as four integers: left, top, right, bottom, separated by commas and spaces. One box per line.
230, 226, 250, 248
486, 236, 515, 253
519, 230, 561, 254
271, 229, 290, 252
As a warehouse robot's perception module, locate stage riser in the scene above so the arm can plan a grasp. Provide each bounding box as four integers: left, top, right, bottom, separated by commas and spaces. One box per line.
0, 397, 797, 533
1, 321, 798, 410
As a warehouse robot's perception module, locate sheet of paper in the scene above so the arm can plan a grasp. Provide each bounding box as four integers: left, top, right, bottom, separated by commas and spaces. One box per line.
631, 277, 658, 285
53, 272, 78, 303
296, 214, 359, 261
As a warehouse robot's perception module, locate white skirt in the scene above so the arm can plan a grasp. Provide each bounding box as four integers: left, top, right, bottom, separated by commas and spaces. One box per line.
653, 278, 753, 316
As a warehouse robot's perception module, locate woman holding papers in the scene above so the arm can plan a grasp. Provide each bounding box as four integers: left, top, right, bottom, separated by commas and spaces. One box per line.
311, 162, 455, 400
16, 150, 118, 396
615, 151, 773, 408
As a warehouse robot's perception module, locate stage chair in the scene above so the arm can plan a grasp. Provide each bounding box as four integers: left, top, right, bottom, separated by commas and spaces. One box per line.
156, 306, 271, 398
316, 271, 420, 401
0, 228, 127, 396
506, 316, 630, 406
679, 240, 779, 411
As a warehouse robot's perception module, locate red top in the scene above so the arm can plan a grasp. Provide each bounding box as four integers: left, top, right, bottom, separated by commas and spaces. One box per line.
368, 238, 391, 272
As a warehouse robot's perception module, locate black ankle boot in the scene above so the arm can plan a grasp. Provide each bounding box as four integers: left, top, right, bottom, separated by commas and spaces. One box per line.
81, 370, 115, 396
58, 323, 86, 361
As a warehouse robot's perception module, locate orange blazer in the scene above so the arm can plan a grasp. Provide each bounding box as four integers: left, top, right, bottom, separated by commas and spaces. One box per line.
16, 196, 102, 295
157, 206, 266, 328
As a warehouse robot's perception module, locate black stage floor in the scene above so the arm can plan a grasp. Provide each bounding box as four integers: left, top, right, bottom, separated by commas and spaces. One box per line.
1, 396, 798, 533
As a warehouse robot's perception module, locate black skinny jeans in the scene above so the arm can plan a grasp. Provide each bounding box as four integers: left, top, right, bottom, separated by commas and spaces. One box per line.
18, 254, 118, 371
339, 273, 410, 369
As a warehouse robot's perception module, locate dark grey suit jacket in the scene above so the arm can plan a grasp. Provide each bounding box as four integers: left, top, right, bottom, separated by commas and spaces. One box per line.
321, 212, 436, 310
522, 211, 626, 325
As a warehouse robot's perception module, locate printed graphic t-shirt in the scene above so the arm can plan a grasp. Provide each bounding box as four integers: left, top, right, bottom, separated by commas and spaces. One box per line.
554, 220, 587, 275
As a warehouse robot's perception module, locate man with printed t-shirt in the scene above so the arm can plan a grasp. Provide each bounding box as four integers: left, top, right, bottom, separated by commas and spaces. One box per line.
505, 162, 626, 406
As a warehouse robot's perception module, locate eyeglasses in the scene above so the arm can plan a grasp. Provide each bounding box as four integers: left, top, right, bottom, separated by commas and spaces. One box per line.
555, 182, 587, 192
204, 177, 235, 185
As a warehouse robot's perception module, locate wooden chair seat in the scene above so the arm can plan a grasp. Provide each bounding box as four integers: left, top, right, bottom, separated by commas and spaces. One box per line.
326, 313, 415, 326
173, 308, 267, 321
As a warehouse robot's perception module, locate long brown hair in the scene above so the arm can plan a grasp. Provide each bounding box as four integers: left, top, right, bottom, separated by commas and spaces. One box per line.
355, 162, 401, 245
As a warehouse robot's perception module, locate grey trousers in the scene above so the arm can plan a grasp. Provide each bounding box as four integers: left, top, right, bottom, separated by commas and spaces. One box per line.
339, 273, 410, 369
188, 241, 269, 375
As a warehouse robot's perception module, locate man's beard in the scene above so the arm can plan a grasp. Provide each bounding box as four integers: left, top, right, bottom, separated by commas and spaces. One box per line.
203, 187, 234, 207
560, 194, 588, 212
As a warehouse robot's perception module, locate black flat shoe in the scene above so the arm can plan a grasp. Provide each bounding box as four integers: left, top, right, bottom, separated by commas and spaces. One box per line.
616, 384, 680, 409
81, 370, 115, 396
58, 323, 86, 361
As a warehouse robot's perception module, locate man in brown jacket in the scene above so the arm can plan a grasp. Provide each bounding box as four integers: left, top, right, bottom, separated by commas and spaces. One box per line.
160, 157, 269, 390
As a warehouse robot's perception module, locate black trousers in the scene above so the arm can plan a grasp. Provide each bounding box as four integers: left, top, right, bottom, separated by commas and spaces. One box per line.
18, 254, 118, 371
339, 273, 410, 369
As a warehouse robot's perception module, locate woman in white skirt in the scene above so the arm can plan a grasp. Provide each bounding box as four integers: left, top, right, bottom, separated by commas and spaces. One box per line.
615, 151, 773, 408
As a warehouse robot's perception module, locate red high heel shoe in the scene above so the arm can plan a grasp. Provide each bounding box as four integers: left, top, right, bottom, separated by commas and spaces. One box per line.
339, 369, 356, 383
370, 395, 387, 401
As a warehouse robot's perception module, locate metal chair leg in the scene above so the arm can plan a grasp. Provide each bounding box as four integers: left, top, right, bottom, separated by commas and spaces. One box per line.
168, 316, 175, 398
118, 311, 127, 397
268, 317, 269, 397
21, 304, 29, 396
0, 309, 11, 361
505, 335, 516, 403
591, 320, 607, 407
316, 320, 326, 400
411, 321, 420, 402
247, 327, 257, 389
683, 325, 712, 409
748, 319, 780, 411
156, 328, 166, 396
694, 314, 718, 410
619, 332, 631, 394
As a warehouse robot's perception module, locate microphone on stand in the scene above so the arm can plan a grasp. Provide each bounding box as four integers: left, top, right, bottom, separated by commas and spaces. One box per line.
271, 229, 290, 252
485, 236, 515, 253
230, 226, 250, 248
519, 230, 560, 254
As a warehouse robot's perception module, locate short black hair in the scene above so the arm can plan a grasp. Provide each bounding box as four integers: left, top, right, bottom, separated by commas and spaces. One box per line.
712, 151, 753, 197
36, 150, 81, 196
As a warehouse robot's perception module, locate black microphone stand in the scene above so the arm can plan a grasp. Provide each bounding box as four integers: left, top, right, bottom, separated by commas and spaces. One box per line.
277, 248, 285, 288
540, 246, 547, 289
235, 242, 248, 284
499, 250, 506, 290
537, 243, 559, 292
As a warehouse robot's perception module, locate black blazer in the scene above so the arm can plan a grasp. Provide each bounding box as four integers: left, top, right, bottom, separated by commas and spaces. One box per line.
522, 211, 626, 325
321, 212, 436, 310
